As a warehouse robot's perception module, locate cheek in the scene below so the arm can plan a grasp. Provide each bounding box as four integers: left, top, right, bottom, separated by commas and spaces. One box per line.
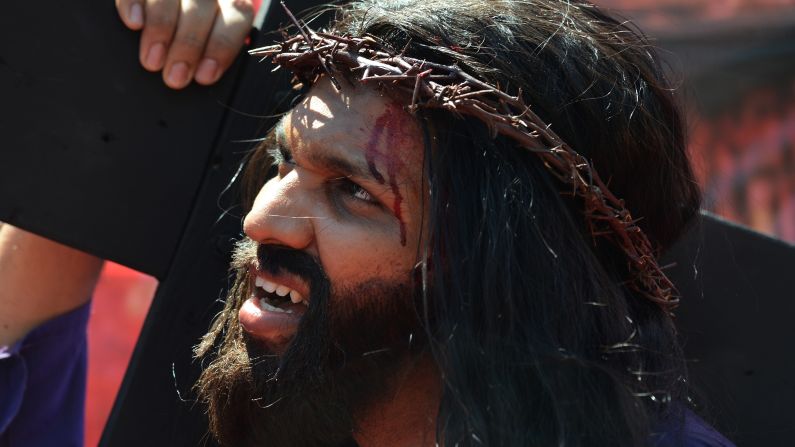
315, 219, 417, 284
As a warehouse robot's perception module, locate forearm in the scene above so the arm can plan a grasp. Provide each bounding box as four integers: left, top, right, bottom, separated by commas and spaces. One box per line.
0, 224, 103, 346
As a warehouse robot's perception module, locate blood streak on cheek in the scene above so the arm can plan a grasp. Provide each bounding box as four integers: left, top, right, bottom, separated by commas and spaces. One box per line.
363, 104, 408, 246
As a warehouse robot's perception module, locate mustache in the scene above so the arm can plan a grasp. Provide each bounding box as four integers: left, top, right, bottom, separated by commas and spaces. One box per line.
257, 244, 328, 290
232, 238, 328, 290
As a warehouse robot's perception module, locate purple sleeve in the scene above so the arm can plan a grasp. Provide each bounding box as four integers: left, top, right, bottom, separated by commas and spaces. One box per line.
653, 407, 736, 447
0, 300, 90, 447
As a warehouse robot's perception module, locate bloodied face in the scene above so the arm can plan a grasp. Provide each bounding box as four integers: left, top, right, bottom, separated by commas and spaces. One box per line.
240, 77, 426, 350
196, 78, 430, 446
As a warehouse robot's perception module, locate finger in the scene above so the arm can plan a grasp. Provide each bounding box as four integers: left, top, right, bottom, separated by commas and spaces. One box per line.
139, 0, 181, 73
194, 0, 255, 85
162, 0, 220, 89
116, 0, 145, 30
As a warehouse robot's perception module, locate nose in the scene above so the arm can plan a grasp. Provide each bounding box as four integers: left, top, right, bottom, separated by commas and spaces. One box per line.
243, 171, 315, 251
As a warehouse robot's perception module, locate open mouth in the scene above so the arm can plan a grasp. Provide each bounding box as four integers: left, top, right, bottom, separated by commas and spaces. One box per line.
238, 268, 311, 349
253, 276, 308, 313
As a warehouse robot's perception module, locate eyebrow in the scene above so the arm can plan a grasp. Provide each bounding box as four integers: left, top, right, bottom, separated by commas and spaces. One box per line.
270, 119, 382, 183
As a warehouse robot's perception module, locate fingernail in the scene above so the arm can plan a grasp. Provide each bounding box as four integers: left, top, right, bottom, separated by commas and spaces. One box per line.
129, 3, 143, 28
195, 58, 219, 84
167, 62, 190, 88
145, 42, 166, 70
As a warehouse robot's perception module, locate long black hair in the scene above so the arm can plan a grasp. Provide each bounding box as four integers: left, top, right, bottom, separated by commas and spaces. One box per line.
231, 1, 702, 445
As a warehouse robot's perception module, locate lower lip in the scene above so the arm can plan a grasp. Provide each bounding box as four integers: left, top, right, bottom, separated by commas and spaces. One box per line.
238, 296, 307, 351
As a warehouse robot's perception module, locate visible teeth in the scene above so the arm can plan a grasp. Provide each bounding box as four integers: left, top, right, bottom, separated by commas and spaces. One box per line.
254, 275, 308, 307
254, 276, 278, 293
290, 290, 303, 304
260, 298, 282, 312
259, 298, 293, 314
262, 279, 277, 293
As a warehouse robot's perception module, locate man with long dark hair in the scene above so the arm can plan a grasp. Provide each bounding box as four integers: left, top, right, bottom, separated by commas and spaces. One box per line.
0, 0, 736, 445
191, 1, 735, 446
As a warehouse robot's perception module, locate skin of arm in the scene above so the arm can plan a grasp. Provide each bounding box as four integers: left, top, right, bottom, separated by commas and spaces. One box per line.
0, 224, 103, 346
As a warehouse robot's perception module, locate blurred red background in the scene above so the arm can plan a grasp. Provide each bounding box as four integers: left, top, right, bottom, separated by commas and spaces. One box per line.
83, 0, 795, 445
85, 262, 156, 447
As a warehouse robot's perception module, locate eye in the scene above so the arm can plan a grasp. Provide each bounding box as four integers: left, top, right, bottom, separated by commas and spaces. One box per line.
335, 178, 378, 205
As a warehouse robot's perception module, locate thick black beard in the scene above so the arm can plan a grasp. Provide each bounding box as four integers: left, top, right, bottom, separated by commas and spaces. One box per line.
196, 244, 423, 447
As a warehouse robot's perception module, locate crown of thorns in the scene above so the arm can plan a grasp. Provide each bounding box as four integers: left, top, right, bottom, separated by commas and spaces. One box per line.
249, 3, 678, 313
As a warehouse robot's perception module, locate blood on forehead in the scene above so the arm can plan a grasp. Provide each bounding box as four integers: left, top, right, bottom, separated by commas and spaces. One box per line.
364, 102, 421, 246
283, 82, 424, 247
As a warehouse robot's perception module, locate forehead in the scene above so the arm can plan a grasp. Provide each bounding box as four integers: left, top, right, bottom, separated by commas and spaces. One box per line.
280, 78, 425, 173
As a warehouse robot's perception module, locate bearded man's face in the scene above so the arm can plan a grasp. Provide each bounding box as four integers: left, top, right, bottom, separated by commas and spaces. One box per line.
196, 78, 429, 446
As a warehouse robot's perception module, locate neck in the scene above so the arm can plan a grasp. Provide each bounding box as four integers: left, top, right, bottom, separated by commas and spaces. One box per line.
353, 353, 441, 447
